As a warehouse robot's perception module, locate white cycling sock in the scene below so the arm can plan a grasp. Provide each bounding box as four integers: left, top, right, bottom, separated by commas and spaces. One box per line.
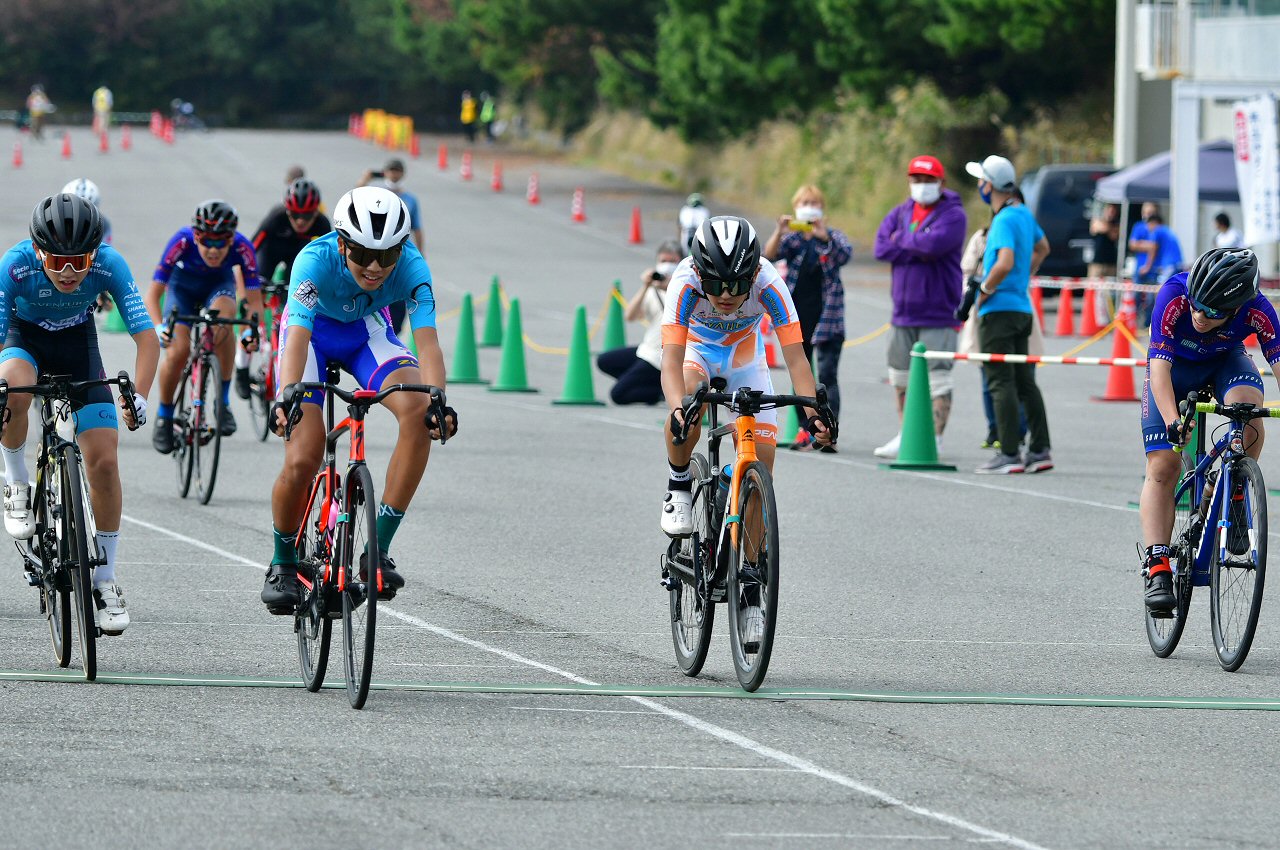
2, 443, 28, 487
94, 530, 120, 587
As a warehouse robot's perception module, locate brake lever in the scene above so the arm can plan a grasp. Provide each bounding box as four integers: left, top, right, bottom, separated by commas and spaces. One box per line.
116, 370, 139, 429
429, 389, 449, 446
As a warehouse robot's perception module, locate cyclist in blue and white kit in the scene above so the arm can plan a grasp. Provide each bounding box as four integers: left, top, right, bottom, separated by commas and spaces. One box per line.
146, 200, 264, 453
261, 186, 457, 613
1140, 248, 1280, 612
0, 194, 158, 634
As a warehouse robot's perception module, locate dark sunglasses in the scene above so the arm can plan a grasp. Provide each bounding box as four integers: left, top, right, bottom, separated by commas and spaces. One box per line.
195, 234, 232, 249
342, 238, 404, 268
38, 248, 95, 273
700, 276, 753, 297
287, 210, 317, 221
1190, 297, 1230, 321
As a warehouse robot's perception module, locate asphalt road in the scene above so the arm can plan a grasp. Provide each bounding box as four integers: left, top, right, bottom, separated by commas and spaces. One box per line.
0, 126, 1277, 850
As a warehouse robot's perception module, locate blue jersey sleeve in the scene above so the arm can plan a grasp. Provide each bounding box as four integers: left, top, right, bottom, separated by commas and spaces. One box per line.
154, 230, 189, 284
231, 233, 261, 289
399, 250, 436, 331
0, 245, 22, 341
99, 248, 154, 333
285, 243, 323, 332
1147, 277, 1187, 363
1242, 294, 1280, 366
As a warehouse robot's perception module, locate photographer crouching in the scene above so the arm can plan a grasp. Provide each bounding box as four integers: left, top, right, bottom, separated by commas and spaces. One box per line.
596, 241, 683, 405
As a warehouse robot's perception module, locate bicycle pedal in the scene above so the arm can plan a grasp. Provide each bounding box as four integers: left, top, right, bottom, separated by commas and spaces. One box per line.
660, 575, 680, 591
23, 570, 39, 587
1148, 609, 1173, 620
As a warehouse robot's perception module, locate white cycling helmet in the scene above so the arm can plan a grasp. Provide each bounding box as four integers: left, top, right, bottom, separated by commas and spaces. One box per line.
332, 186, 411, 249
61, 178, 101, 208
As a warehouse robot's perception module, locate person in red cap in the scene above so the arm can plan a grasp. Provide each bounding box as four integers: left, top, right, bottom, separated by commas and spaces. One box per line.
871, 155, 967, 459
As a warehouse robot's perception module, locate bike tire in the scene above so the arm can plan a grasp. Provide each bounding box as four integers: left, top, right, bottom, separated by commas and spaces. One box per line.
174, 371, 195, 498
295, 472, 334, 692
341, 465, 378, 709
248, 357, 271, 443
60, 446, 97, 681
194, 355, 223, 505
1146, 476, 1196, 657
32, 470, 71, 667
1211, 456, 1267, 672
669, 453, 715, 677
727, 461, 780, 692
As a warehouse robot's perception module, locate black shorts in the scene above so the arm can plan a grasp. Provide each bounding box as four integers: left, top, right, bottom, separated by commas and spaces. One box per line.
0, 318, 116, 430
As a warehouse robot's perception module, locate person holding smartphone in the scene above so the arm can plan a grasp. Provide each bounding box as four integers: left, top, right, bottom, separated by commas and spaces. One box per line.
597, 241, 683, 405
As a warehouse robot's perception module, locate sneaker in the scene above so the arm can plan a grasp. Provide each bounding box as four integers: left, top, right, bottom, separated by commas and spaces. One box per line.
737, 605, 764, 653
873, 433, 901, 459
974, 452, 1025, 475
788, 429, 813, 452
1024, 450, 1054, 474
152, 415, 175, 455
218, 405, 237, 437
1144, 560, 1176, 613
817, 443, 838, 454
661, 489, 694, 538
3, 482, 36, 540
261, 563, 301, 614
359, 550, 405, 600
234, 366, 252, 400
93, 583, 130, 635
1228, 491, 1251, 556
981, 429, 1000, 450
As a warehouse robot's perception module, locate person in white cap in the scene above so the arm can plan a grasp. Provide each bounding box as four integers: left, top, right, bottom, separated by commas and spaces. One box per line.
964, 155, 1053, 474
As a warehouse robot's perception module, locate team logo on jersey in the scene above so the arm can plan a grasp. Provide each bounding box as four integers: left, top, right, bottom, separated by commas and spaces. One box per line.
295, 279, 318, 309
39, 289, 51, 297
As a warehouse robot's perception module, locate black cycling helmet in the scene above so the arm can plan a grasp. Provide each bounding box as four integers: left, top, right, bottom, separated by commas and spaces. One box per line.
284, 178, 321, 214
691, 216, 760, 284
192, 199, 238, 234
30, 193, 103, 255
1186, 247, 1258, 313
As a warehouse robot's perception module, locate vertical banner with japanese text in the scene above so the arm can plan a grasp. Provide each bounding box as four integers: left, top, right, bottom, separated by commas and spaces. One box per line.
1232, 94, 1280, 247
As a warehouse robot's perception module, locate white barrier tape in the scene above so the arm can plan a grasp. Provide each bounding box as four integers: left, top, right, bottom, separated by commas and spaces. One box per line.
913, 350, 1146, 367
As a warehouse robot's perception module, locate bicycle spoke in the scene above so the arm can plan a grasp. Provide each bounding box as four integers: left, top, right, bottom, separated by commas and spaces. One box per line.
1211, 457, 1268, 672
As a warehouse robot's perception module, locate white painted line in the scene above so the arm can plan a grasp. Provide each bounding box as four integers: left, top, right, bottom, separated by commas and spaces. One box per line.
625, 765, 803, 772
120, 513, 1051, 850
509, 707, 656, 715
726, 834, 949, 841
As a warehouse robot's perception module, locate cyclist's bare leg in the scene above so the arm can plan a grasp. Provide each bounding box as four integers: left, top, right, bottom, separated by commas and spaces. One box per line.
157, 324, 192, 406
664, 369, 706, 467
79, 428, 121, 529
0, 359, 36, 453
270, 404, 325, 533
1140, 449, 1182, 548
209, 294, 238, 381
378, 365, 431, 510
1223, 384, 1265, 459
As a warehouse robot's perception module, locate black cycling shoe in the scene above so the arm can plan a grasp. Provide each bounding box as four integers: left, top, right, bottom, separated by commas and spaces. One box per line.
1228, 494, 1251, 556
261, 563, 301, 614
234, 366, 252, 400
359, 550, 405, 600
152, 416, 175, 455
1144, 569, 1176, 613
219, 405, 237, 437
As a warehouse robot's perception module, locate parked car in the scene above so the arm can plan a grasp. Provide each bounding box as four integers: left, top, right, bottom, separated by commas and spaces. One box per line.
1020, 164, 1117, 278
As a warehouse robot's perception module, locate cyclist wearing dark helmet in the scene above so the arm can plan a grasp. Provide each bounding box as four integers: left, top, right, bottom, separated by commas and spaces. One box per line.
1140, 246, 1280, 612
0, 193, 159, 635
145, 199, 264, 454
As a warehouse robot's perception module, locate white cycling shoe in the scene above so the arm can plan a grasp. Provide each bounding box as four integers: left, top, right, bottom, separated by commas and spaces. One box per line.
661, 489, 694, 538
94, 583, 130, 635
4, 482, 36, 540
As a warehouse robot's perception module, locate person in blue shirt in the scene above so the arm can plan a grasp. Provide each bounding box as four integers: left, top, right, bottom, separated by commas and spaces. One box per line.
146, 200, 264, 452
260, 186, 457, 613
1139, 248, 1279, 612
0, 194, 158, 634
965, 155, 1052, 475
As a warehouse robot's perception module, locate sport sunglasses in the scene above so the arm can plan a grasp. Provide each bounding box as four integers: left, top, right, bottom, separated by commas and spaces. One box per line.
342, 238, 405, 269
700, 275, 753, 297
37, 248, 95, 274
1190, 297, 1230, 321
194, 233, 233, 249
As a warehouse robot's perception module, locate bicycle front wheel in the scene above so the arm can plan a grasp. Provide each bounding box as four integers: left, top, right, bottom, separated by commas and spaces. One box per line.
727, 461, 780, 692
340, 465, 378, 709
60, 447, 97, 681
295, 473, 334, 692
194, 356, 223, 505
248, 355, 272, 443
173, 372, 195, 498
669, 453, 715, 677
1146, 479, 1196, 657
32, 471, 71, 667
1211, 456, 1267, 672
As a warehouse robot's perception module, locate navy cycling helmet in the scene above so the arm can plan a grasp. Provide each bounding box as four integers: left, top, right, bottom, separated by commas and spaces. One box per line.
1187, 247, 1258, 313
192, 200, 238, 235
30, 193, 103, 255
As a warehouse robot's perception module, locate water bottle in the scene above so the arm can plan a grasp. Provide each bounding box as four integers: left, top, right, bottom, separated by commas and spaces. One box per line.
714, 464, 732, 522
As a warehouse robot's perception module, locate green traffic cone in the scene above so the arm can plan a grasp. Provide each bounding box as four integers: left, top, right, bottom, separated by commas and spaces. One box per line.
103, 296, 127, 333
885, 342, 956, 471
602, 280, 626, 352
776, 403, 800, 448
479, 276, 504, 348
448, 292, 487, 384
488, 298, 538, 393
553, 305, 605, 406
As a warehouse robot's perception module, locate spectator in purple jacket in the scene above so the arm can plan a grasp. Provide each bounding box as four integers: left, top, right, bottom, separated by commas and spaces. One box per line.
871, 155, 967, 459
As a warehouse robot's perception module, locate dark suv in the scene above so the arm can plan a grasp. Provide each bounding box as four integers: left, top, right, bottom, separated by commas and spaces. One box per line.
1020, 164, 1117, 278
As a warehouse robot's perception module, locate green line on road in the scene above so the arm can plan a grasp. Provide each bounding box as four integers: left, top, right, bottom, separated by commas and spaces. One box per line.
4, 669, 1280, 710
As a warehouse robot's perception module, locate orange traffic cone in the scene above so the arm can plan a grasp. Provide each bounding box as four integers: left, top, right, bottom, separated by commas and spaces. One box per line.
150, 111, 161, 136
12, 140, 22, 168
491, 161, 504, 192
526, 173, 540, 205
1093, 325, 1139, 402
121, 124, 131, 151
1030, 284, 1045, 331
1078, 286, 1101, 336
628, 206, 643, 244
98, 131, 109, 153
437, 143, 448, 171
163, 120, 175, 144
460, 151, 473, 181
61, 131, 72, 159
1246, 333, 1260, 349
571, 187, 586, 223
409, 134, 421, 158
1055, 285, 1076, 336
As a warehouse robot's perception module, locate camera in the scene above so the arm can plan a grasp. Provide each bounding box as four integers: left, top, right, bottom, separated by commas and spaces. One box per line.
651, 271, 666, 282
954, 276, 983, 322
370, 170, 384, 179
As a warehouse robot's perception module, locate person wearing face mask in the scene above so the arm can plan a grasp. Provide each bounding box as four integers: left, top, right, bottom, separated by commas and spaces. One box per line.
763, 185, 852, 450
872, 155, 967, 459
597, 241, 683, 405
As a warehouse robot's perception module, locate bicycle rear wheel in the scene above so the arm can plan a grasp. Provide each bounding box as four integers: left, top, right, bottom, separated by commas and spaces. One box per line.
1146, 477, 1196, 657
727, 461, 780, 692
295, 473, 334, 691
1211, 457, 1267, 672
60, 447, 97, 681
341, 465, 378, 709
669, 453, 715, 677
194, 356, 223, 505
173, 372, 195, 498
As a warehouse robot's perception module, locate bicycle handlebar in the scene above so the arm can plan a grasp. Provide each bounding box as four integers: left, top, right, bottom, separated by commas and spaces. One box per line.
672, 383, 837, 446
1173, 391, 1280, 453
165, 307, 259, 350
0, 371, 140, 432
280, 380, 450, 445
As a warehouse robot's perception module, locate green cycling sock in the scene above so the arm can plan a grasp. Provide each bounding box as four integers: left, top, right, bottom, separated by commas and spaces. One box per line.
375, 503, 405, 554
273, 526, 299, 565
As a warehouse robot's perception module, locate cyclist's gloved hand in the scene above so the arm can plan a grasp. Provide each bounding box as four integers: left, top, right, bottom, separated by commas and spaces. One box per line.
806, 413, 833, 445
668, 407, 687, 440
122, 395, 147, 430
157, 326, 171, 349
1167, 419, 1189, 447
239, 327, 260, 353
426, 405, 458, 440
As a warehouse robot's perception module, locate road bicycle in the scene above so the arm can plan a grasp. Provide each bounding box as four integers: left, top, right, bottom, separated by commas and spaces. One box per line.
2, 372, 140, 681
663, 378, 836, 691
283, 363, 449, 709
1145, 389, 1279, 671
246, 273, 287, 442
164, 307, 257, 504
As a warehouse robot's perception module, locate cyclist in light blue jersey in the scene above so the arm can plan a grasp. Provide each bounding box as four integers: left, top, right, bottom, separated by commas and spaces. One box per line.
0, 194, 158, 634
261, 186, 456, 614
